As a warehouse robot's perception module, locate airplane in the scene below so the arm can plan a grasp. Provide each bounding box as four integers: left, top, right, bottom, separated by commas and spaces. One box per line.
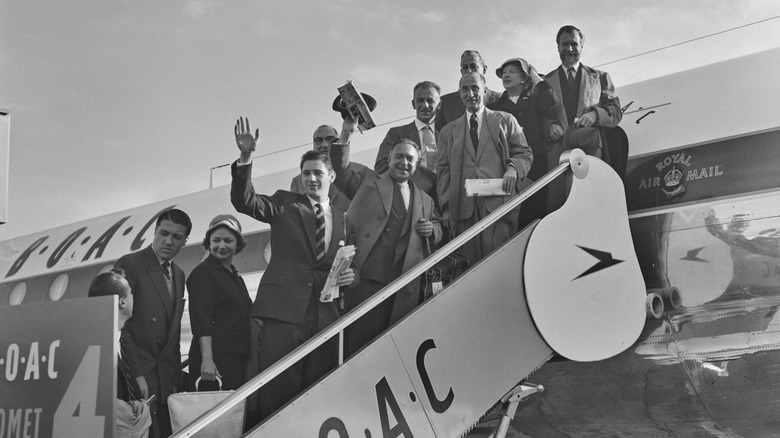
1, 47, 779, 437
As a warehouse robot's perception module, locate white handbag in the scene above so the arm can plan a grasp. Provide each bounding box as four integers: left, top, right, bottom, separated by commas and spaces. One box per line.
167, 377, 246, 438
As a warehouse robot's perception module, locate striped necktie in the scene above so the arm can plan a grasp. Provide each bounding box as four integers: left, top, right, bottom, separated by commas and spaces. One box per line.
314, 203, 326, 261
119, 332, 139, 401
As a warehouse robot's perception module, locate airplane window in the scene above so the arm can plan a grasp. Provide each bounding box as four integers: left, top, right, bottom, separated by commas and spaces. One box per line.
98, 264, 114, 274
9, 283, 26, 306
49, 273, 69, 301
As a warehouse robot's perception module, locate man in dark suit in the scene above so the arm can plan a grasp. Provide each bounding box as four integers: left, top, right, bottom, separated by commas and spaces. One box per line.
114, 208, 191, 438
374, 81, 441, 202
231, 117, 357, 419
544, 25, 622, 211
290, 123, 366, 212
88, 268, 152, 437
437, 72, 533, 263
332, 133, 442, 356
435, 50, 502, 132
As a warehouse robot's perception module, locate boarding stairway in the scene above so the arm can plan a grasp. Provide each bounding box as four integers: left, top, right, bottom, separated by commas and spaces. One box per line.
172, 150, 647, 438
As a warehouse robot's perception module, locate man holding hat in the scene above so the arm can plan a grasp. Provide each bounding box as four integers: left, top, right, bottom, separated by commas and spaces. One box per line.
543, 24, 622, 212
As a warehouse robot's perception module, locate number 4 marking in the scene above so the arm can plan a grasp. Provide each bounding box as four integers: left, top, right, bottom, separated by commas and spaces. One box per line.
53, 345, 105, 437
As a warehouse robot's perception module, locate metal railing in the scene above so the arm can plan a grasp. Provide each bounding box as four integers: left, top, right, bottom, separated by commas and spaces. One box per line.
172, 150, 585, 437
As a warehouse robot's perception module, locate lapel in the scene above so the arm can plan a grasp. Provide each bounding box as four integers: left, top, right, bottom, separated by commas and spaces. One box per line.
376, 173, 394, 216
326, 205, 345, 260
296, 196, 318, 257
459, 112, 476, 160
476, 110, 492, 161
578, 65, 599, 119
142, 246, 173, 318
548, 68, 568, 127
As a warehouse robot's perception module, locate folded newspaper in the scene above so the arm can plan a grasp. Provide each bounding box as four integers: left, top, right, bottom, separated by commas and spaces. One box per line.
464, 178, 509, 197
319, 244, 356, 303
337, 80, 376, 132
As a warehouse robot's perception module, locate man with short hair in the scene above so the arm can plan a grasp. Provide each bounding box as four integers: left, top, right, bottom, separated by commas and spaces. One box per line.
88, 269, 152, 437
231, 117, 357, 419
290, 123, 367, 212
437, 72, 533, 263
435, 50, 502, 132
374, 81, 441, 201
544, 25, 622, 211
332, 131, 442, 356
115, 209, 192, 438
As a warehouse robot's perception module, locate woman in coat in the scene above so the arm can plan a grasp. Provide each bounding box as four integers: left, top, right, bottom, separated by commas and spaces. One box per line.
492, 58, 559, 227
187, 214, 252, 391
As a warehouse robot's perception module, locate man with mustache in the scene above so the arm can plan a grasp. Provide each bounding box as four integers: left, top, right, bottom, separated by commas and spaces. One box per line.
544, 25, 622, 211
437, 72, 533, 263
374, 81, 442, 203
331, 121, 442, 356
435, 50, 502, 133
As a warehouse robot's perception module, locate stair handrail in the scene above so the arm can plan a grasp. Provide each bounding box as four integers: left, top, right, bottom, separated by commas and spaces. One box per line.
171, 149, 587, 437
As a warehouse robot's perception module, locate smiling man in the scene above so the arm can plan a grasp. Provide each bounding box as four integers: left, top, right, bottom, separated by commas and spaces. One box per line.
230, 117, 357, 419
114, 208, 191, 438
374, 81, 441, 202
437, 72, 533, 263
332, 129, 442, 357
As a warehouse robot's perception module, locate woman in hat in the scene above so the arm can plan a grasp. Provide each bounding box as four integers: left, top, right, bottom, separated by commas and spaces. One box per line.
492, 57, 559, 226
187, 214, 252, 391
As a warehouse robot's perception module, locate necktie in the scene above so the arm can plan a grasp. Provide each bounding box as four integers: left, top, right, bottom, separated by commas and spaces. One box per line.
421, 125, 436, 172
119, 332, 139, 401
567, 67, 576, 85
469, 113, 479, 153
161, 261, 171, 280
314, 203, 326, 262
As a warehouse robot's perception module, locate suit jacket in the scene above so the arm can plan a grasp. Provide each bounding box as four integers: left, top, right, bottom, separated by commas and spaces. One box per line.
331, 142, 442, 324
374, 121, 437, 201
290, 161, 370, 213
231, 161, 355, 324
544, 64, 622, 154
435, 88, 502, 132
115, 245, 186, 404
436, 108, 533, 232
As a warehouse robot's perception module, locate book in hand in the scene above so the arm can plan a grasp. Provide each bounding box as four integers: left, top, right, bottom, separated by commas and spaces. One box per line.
320, 244, 357, 303
337, 80, 376, 132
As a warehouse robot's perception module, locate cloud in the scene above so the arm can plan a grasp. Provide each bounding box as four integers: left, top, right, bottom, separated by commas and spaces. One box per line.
416, 11, 447, 25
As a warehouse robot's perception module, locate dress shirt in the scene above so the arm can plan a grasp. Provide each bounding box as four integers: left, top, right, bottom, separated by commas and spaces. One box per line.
396, 181, 410, 210
307, 195, 332, 252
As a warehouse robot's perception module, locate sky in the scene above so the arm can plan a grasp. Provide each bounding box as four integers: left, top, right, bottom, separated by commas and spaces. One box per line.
1, 0, 780, 240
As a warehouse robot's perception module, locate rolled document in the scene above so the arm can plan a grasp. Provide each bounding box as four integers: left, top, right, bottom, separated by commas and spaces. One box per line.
320, 245, 356, 302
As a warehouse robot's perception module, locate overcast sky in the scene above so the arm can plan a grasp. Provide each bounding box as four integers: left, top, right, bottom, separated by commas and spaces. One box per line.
2, 0, 780, 239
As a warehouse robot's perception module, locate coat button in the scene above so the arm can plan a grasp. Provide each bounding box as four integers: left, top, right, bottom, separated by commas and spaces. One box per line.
376, 214, 382, 220
385, 228, 391, 233
152, 317, 157, 322
365, 233, 370, 238
307, 282, 313, 287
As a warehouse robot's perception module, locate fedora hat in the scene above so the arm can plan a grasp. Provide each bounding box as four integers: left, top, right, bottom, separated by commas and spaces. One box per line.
332, 93, 377, 120
563, 125, 602, 155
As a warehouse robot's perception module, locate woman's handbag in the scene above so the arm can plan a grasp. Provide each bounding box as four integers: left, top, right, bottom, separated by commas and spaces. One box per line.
168, 377, 246, 437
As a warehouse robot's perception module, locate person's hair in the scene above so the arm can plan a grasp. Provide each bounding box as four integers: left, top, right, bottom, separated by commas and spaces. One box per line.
156, 208, 193, 237
459, 72, 486, 88
413, 81, 441, 96
312, 125, 338, 139
556, 25, 584, 44
299, 150, 334, 172
88, 268, 130, 298
392, 138, 421, 153
202, 224, 247, 253
461, 50, 486, 67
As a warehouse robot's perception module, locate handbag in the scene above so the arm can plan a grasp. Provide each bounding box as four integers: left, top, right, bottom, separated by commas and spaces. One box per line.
168, 377, 246, 438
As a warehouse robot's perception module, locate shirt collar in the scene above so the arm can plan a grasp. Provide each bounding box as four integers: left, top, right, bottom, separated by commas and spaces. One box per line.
467, 106, 485, 121
562, 62, 581, 74
307, 195, 331, 213
414, 118, 434, 131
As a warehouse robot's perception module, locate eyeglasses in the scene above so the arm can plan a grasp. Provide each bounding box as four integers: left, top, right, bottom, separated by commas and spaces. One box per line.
313, 136, 338, 143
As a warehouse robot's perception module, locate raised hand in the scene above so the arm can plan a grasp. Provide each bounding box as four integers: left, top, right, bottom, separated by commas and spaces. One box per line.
235, 117, 259, 162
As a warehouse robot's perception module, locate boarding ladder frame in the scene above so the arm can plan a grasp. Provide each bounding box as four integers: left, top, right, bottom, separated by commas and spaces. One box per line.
171, 149, 589, 438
